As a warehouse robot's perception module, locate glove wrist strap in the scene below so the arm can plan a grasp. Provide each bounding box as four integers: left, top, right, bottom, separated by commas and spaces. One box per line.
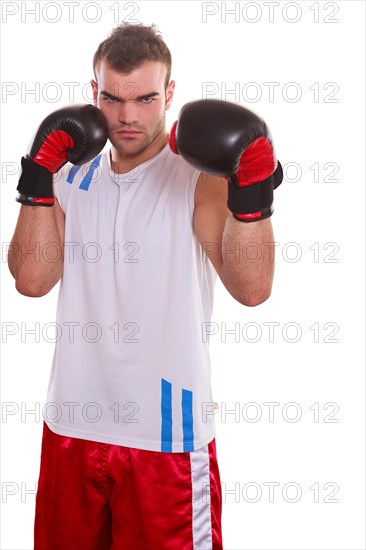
15, 193, 54, 207
16, 156, 54, 206
227, 161, 282, 223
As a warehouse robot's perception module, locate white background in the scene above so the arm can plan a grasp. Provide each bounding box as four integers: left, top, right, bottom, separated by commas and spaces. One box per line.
1, 1, 365, 549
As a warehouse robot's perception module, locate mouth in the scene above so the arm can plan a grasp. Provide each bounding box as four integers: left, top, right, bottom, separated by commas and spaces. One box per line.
116, 130, 142, 138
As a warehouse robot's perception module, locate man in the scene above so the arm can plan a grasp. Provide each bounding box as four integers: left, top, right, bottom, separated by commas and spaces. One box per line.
8, 22, 280, 549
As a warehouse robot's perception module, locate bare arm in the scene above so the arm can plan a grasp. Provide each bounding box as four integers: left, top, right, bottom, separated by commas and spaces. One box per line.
221, 215, 274, 306
7, 198, 65, 297
194, 173, 275, 306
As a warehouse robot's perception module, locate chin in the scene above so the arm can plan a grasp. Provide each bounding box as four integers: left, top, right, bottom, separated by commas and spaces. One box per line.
114, 137, 151, 156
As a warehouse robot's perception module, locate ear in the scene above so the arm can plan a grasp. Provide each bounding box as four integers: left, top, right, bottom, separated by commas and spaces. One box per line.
91, 79, 98, 107
165, 80, 175, 111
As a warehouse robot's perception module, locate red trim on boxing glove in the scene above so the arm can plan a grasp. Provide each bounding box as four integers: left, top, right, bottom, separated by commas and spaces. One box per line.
16, 193, 55, 207
234, 211, 262, 221
33, 130, 74, 173
33, 197, 54, 204
168, 121, 179, 154
236, 137, 276, 186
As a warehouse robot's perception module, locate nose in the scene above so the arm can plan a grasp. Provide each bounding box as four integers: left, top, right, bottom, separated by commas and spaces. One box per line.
118, 100, 138, 126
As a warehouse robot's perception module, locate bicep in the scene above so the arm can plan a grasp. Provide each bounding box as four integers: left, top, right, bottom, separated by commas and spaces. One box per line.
193, 172, 230, 281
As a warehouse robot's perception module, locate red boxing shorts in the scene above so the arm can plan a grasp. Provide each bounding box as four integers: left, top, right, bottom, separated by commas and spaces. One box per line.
34, 422, 223, 549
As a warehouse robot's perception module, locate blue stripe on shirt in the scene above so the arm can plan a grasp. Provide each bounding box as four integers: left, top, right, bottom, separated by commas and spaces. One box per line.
66, 164, 81, 184
161, 378, 173, 452
79, 154, 102, 191
182, 388, 194, 452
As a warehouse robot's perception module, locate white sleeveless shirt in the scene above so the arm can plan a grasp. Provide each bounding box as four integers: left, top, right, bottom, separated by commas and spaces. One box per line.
45, 144, 218, 452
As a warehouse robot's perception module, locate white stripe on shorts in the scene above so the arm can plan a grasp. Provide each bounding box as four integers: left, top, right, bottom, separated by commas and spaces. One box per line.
190, 443, 213, 550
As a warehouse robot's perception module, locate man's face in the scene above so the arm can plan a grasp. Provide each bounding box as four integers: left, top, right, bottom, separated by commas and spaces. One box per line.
92, 60, 174, 158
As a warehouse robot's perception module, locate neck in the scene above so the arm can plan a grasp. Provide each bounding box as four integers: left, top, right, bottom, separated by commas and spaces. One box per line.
110, 129, 169, 174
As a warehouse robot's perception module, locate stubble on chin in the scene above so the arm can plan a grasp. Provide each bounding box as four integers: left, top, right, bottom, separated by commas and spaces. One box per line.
110, 136, 148, 158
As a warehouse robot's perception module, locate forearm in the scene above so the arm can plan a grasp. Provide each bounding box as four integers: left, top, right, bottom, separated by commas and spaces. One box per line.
222, 216, 275, 306
8, 205, 63, 296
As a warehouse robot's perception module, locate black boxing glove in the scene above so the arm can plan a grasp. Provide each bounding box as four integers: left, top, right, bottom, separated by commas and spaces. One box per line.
169, 99, 282, 222
16, 104, 109, 207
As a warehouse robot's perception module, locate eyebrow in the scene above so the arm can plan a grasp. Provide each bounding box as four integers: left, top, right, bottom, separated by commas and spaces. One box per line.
99, 90, 160, 102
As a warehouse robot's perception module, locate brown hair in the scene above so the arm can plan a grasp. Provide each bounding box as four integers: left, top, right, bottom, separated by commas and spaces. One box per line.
93, 23, 172, 89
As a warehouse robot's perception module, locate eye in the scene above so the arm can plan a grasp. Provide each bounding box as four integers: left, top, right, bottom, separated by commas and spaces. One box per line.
101, 95, 118, 103
140, 97, 155, 104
